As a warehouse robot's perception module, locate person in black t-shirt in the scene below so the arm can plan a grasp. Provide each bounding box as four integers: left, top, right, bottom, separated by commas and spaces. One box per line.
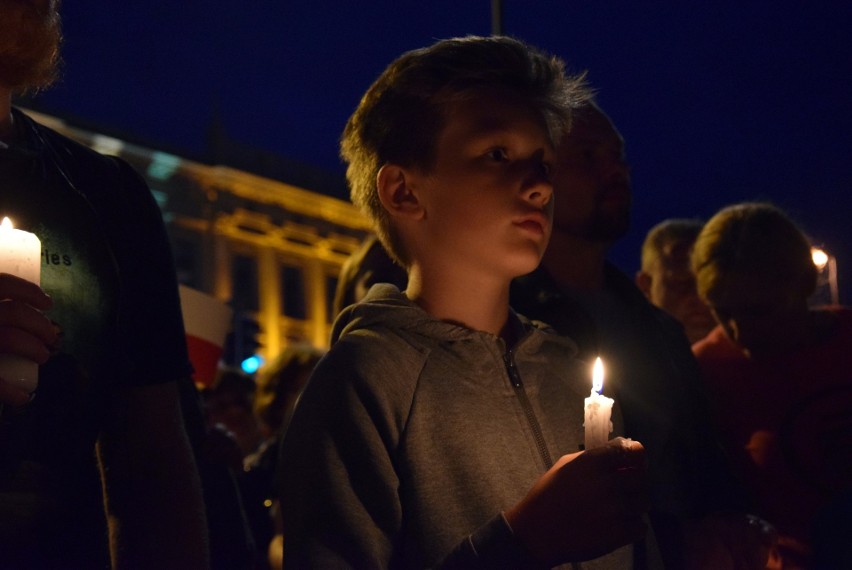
0, 1, 209, 567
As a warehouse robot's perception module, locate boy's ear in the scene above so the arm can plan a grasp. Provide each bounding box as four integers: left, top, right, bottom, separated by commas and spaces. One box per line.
377, 164, 425, 220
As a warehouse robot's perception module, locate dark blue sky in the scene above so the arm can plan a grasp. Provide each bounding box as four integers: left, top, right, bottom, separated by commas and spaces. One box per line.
25, 1, 852, 301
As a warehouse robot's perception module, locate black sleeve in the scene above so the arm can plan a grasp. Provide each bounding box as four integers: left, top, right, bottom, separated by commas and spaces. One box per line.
100, 156, 193, 385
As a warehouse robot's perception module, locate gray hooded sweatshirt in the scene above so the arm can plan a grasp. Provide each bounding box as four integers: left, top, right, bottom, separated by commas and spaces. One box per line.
278, 284, 645, 569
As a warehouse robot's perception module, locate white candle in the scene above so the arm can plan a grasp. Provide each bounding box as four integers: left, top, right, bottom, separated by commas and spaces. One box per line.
584, 357, 614, 449
0, 217, 42, 393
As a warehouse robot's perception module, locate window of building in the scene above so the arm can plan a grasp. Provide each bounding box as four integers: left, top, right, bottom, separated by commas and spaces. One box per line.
231, 253, 259, 312
281, 264, 307, 320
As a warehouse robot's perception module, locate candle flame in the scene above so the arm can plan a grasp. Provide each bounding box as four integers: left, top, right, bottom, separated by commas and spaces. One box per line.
592, 357, 604, 394
811, 247, 829, 271
1, 217, 12, 230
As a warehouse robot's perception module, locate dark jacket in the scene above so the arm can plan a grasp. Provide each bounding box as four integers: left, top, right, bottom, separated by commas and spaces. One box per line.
511, 265, 747, 567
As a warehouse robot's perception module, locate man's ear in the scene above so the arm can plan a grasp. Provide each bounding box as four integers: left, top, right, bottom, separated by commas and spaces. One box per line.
635, 270, 652, 299
377, 164, 424, 220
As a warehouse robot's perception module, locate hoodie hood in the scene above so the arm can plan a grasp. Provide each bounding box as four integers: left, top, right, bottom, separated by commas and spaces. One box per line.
331, 283, 494, 345
331, 283, 578, 357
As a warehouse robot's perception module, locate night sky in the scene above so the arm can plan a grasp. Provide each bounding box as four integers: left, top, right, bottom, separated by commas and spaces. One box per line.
24, 0, 852, 301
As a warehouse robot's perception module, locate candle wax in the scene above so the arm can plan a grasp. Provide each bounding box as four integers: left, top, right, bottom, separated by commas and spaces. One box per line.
0, 218, 42, 392
584, 389, 614, 449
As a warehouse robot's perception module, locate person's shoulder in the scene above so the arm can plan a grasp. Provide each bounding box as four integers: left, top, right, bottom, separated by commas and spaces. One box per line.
17, 109, 146, 192
298, 327, 427, 425
319, 321, 431, 388
18, 110, 114, 168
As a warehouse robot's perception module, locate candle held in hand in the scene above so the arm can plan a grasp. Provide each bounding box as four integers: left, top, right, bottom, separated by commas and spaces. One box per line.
584, 357, 614, 449
0, 217, 42, 393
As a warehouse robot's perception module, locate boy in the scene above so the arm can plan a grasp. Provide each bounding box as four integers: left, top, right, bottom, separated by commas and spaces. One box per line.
278, 36, 650, 568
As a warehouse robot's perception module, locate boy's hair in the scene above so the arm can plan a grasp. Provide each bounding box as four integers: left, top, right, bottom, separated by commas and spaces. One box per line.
640, 218, 704, 272
691, 202, 818, 300
340, 35, 590, 267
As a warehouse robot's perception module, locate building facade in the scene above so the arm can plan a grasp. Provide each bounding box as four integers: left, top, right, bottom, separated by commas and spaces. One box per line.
27, 110, 371, 365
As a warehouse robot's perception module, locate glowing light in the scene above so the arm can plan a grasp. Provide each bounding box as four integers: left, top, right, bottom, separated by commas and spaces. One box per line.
0, 217, 11, 230
91, 134, 123, 156
811, 247, 829, 271
592, 356, 604, 394
147, 151, 181, 181
241, 354, 264, 374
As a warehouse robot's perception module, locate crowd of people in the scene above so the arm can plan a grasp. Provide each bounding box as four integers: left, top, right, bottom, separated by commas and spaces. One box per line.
1, 1, 849, 569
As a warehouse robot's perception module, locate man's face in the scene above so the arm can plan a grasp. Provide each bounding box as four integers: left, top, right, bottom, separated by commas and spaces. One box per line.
646, 240, 716, 344
551, 105, 631, 243
0, 0, 61, 91
409, 92, 555, 281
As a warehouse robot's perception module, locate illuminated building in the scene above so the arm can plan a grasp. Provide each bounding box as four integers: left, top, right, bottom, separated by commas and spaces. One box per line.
25, 110, 371, 363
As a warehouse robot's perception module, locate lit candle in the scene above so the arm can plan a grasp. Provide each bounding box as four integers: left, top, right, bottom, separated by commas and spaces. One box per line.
584, 357, 614, 449
0, 217, 42, 393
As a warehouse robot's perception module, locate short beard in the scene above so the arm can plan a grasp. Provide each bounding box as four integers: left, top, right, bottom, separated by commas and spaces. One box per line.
554, 200, 630, 244
0, 0, 63, 92
583, 206, 630, 242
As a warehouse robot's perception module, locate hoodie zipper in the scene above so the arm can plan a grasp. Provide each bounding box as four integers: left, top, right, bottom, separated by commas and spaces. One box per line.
503, 350, 554, 470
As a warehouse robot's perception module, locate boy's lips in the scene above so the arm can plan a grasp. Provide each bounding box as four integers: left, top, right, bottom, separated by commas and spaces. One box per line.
513, 211, 549, 236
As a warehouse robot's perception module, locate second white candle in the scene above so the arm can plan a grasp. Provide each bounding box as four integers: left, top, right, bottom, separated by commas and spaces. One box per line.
583, 356, 613, 450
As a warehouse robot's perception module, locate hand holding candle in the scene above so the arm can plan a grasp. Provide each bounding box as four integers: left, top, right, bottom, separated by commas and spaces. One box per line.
505, 437, 648, 565
584, 357, 614, 450
0, 217, 44, 394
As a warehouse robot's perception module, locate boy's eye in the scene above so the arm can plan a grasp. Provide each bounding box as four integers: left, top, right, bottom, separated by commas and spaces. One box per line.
486, 148, 509, 162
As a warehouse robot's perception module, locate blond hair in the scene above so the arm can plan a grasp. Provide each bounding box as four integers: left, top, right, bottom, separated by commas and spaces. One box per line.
692, 202, 817, 300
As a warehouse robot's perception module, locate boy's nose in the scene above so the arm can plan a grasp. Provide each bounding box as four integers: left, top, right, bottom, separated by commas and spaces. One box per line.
522, 175, 553, 207
520, 157, 553, 205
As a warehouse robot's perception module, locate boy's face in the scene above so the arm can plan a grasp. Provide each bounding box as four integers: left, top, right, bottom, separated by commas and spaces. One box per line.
408, 92, 554, 281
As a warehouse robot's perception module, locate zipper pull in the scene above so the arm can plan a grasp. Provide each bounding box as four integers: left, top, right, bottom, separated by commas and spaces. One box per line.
503, 352, 522, 388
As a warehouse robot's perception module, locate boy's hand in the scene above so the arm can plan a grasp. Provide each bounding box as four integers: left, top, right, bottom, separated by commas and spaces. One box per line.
0, 273, 56, 406
505, 437, 649, 565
